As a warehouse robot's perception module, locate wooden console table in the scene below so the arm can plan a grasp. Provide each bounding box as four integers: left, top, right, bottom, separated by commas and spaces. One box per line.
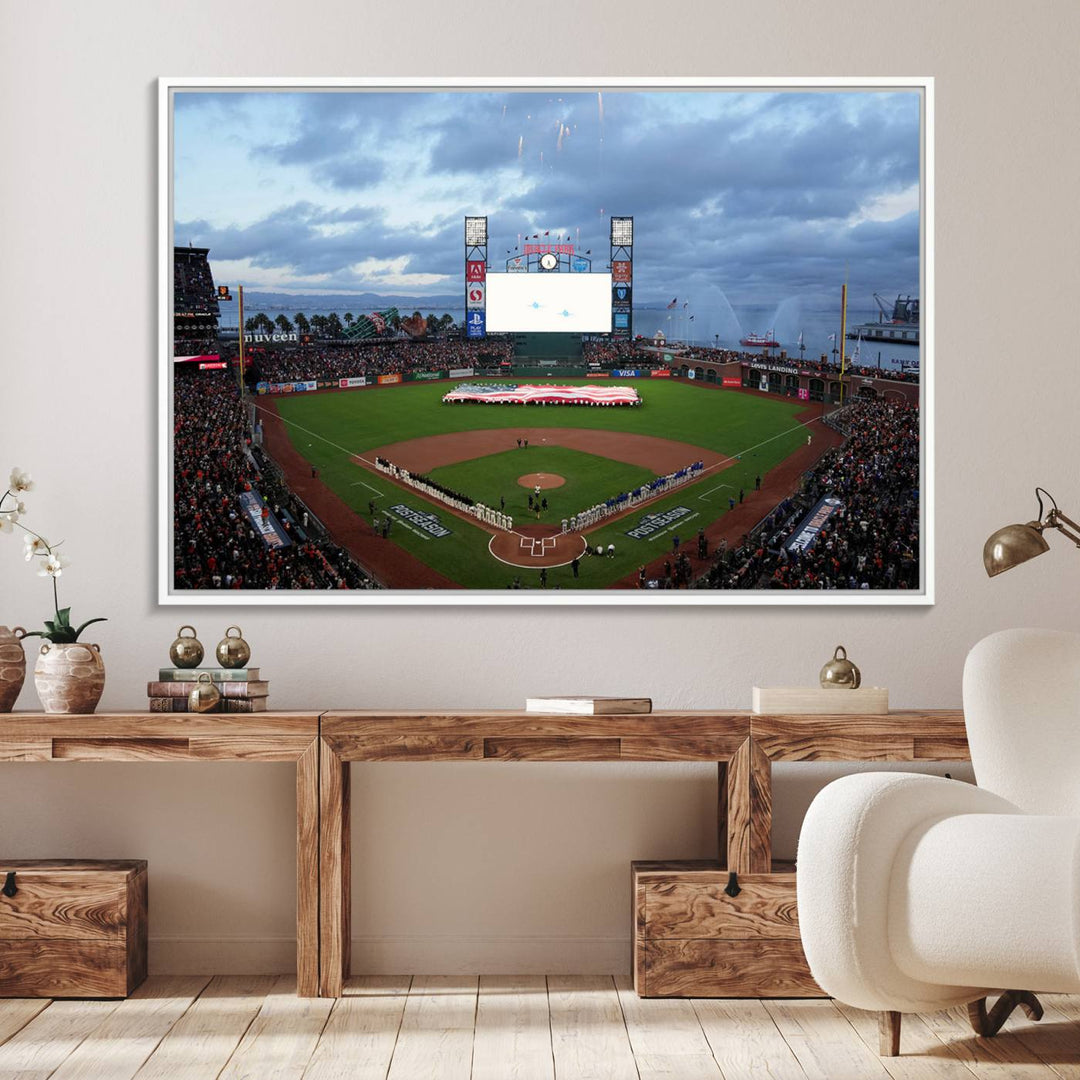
0, 712, 322, 997
2, 708, 971, 999
318, 709, 969, 998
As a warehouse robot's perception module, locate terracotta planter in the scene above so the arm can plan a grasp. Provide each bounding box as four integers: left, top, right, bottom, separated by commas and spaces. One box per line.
0, 626, 27, 713
34, 642, 106, 714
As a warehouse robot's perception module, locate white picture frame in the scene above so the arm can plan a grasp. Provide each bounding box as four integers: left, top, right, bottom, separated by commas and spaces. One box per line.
159, 76, 933, 606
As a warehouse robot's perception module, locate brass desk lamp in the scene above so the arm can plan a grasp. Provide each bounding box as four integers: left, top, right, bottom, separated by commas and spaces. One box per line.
984, 488, 1080, 577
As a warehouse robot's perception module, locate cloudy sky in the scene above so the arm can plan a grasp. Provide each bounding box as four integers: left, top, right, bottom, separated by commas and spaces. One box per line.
174, 87, 921, 308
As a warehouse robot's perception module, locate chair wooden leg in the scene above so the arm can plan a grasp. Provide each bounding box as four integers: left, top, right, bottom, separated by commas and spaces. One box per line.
879, 1010, 902, 1056
968, 991, 1044, 1038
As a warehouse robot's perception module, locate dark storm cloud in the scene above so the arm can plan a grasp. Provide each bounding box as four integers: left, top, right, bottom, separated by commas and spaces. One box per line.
176, 88, 920, 301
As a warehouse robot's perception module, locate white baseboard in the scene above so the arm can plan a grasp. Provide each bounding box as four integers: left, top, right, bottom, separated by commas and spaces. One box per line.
149, 935, 630, 975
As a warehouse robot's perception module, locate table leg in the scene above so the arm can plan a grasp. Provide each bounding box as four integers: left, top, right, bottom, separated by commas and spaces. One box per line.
726, 738, 772, 874
319, 738, 351, 997
717, 760, 728, 869
296, 738, 320, 997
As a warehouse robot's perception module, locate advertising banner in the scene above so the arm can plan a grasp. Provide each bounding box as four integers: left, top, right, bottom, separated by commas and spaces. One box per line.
338, 376, 368, 388
759, 374, 768, 391
612, 283, 632, 305
612, 260, 632, 282
296, 380, 316, 392
613, 312, 630, 331
377, 373, 402, 386
722, 376, 741, 387
798, 387, 810, 400
663, 353, 674, 363
571, 257, 589, 273
239, 490, 292, 550
466, 283, 485, 309
585, 372, 611, 378
741, 360, 800, 376
198, 361, 227, 370
784, 496, 843, 554
901, 358, 920, 374
687, 369, 696, 380
256, 382, 269, 395
447, 366, 474, 379
507, 257, 527, 272
650, 368, 672, 378
466, 260, 486, 282
410, 371, 442, 381
466, 311, 486, 339
611, 369, 642, 378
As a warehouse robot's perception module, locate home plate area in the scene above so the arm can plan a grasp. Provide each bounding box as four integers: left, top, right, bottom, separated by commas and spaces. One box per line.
488, 525, 588, 569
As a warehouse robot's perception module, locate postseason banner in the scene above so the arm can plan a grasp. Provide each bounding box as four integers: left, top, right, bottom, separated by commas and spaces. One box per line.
238, 490, 292, 549
784, 496, 843, 554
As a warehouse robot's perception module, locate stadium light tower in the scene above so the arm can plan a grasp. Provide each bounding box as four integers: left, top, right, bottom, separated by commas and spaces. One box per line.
609, 216, 633, 340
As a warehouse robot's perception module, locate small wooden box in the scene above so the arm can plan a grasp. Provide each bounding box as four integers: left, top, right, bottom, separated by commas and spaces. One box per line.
752, 686, 889, 714
632, 860, 822, 998
0, 859, 148, 998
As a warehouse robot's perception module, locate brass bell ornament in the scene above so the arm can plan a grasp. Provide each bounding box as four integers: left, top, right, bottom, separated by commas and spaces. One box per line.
820, 645, 861, 689
188, 672, 221, 713
169, 625, 204, 669
215, 626, 251, 669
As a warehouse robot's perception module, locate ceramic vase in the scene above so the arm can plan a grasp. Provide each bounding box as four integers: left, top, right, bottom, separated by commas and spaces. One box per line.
0, 626, 27, 712
34, 642, 106, 714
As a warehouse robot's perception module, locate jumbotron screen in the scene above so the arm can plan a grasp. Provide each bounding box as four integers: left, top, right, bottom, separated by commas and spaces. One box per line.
485, 273, 613, 333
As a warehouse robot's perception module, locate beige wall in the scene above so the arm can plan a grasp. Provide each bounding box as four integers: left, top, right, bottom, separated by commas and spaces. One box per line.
2, 0, 1078, 973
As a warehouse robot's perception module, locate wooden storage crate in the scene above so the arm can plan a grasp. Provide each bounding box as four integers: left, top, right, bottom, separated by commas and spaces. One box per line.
632, 860, 822, 998
0, 859, 148, 998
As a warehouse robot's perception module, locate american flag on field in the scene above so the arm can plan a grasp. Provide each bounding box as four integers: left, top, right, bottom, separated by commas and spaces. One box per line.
442, 383, 641, 407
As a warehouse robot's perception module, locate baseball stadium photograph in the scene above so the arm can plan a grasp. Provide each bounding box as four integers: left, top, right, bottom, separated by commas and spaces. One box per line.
163, 78, 929, 602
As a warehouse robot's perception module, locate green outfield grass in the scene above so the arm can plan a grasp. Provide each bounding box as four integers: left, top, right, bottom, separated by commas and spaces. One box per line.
271, 377, 812, 588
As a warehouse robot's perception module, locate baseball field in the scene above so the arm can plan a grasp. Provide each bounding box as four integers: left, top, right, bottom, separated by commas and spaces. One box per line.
259, 377, 832, 589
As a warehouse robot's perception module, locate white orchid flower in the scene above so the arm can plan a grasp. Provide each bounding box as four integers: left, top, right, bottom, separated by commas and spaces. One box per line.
0, 514, 13, 534
23, 534, 49, 560
38, 552, 70, 578
8, 468, 34, 493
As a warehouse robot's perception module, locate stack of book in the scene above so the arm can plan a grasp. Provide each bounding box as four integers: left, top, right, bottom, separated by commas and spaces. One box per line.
148, 668, 269, 713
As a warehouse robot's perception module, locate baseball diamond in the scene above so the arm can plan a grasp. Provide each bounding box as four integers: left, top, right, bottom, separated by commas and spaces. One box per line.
254, 374, 847, 589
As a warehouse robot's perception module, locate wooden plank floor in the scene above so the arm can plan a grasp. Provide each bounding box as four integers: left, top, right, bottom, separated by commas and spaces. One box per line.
1, 977, 1078, 1079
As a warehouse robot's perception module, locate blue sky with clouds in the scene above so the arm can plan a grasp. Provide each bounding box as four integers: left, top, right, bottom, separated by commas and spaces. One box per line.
174, 88, 920, 307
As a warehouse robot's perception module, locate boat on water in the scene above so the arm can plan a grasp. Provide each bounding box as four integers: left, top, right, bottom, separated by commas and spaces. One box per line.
740, 330, 780, 348
846, 293, 919, 346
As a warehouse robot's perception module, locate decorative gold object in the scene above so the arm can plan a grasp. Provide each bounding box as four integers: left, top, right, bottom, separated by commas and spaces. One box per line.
34, 642, 106, 714
0, 626, 27, 713
984, 487, 1080, 577
187, 672, 221, 713
820, 645, 861, 689
168, 625, 204, 668
215, 626, 251, 669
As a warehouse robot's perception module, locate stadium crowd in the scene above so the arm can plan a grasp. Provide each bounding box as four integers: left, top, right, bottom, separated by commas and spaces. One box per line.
697, 398, 920, 590
173, 368, 378, 590
243, 338, 515, 384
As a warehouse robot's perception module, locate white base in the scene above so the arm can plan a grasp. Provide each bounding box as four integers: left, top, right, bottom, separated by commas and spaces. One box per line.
753, 686, 889, 714
148, 935, 630, 976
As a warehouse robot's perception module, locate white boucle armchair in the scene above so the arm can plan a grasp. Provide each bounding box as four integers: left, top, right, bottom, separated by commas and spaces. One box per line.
797, 628, 1080, 1056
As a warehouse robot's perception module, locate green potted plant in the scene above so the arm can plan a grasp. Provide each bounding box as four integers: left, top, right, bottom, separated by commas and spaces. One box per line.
1, 468, 107, 714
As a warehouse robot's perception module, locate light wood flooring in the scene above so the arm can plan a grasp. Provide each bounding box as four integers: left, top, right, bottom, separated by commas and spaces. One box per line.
2, 974, 1079, 1079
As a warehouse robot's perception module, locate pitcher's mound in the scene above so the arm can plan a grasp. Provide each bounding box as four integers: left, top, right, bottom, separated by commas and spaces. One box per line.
518, 473, 565, 490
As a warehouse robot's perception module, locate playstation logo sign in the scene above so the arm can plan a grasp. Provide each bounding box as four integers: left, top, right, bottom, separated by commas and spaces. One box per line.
466, 310, 486, 339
